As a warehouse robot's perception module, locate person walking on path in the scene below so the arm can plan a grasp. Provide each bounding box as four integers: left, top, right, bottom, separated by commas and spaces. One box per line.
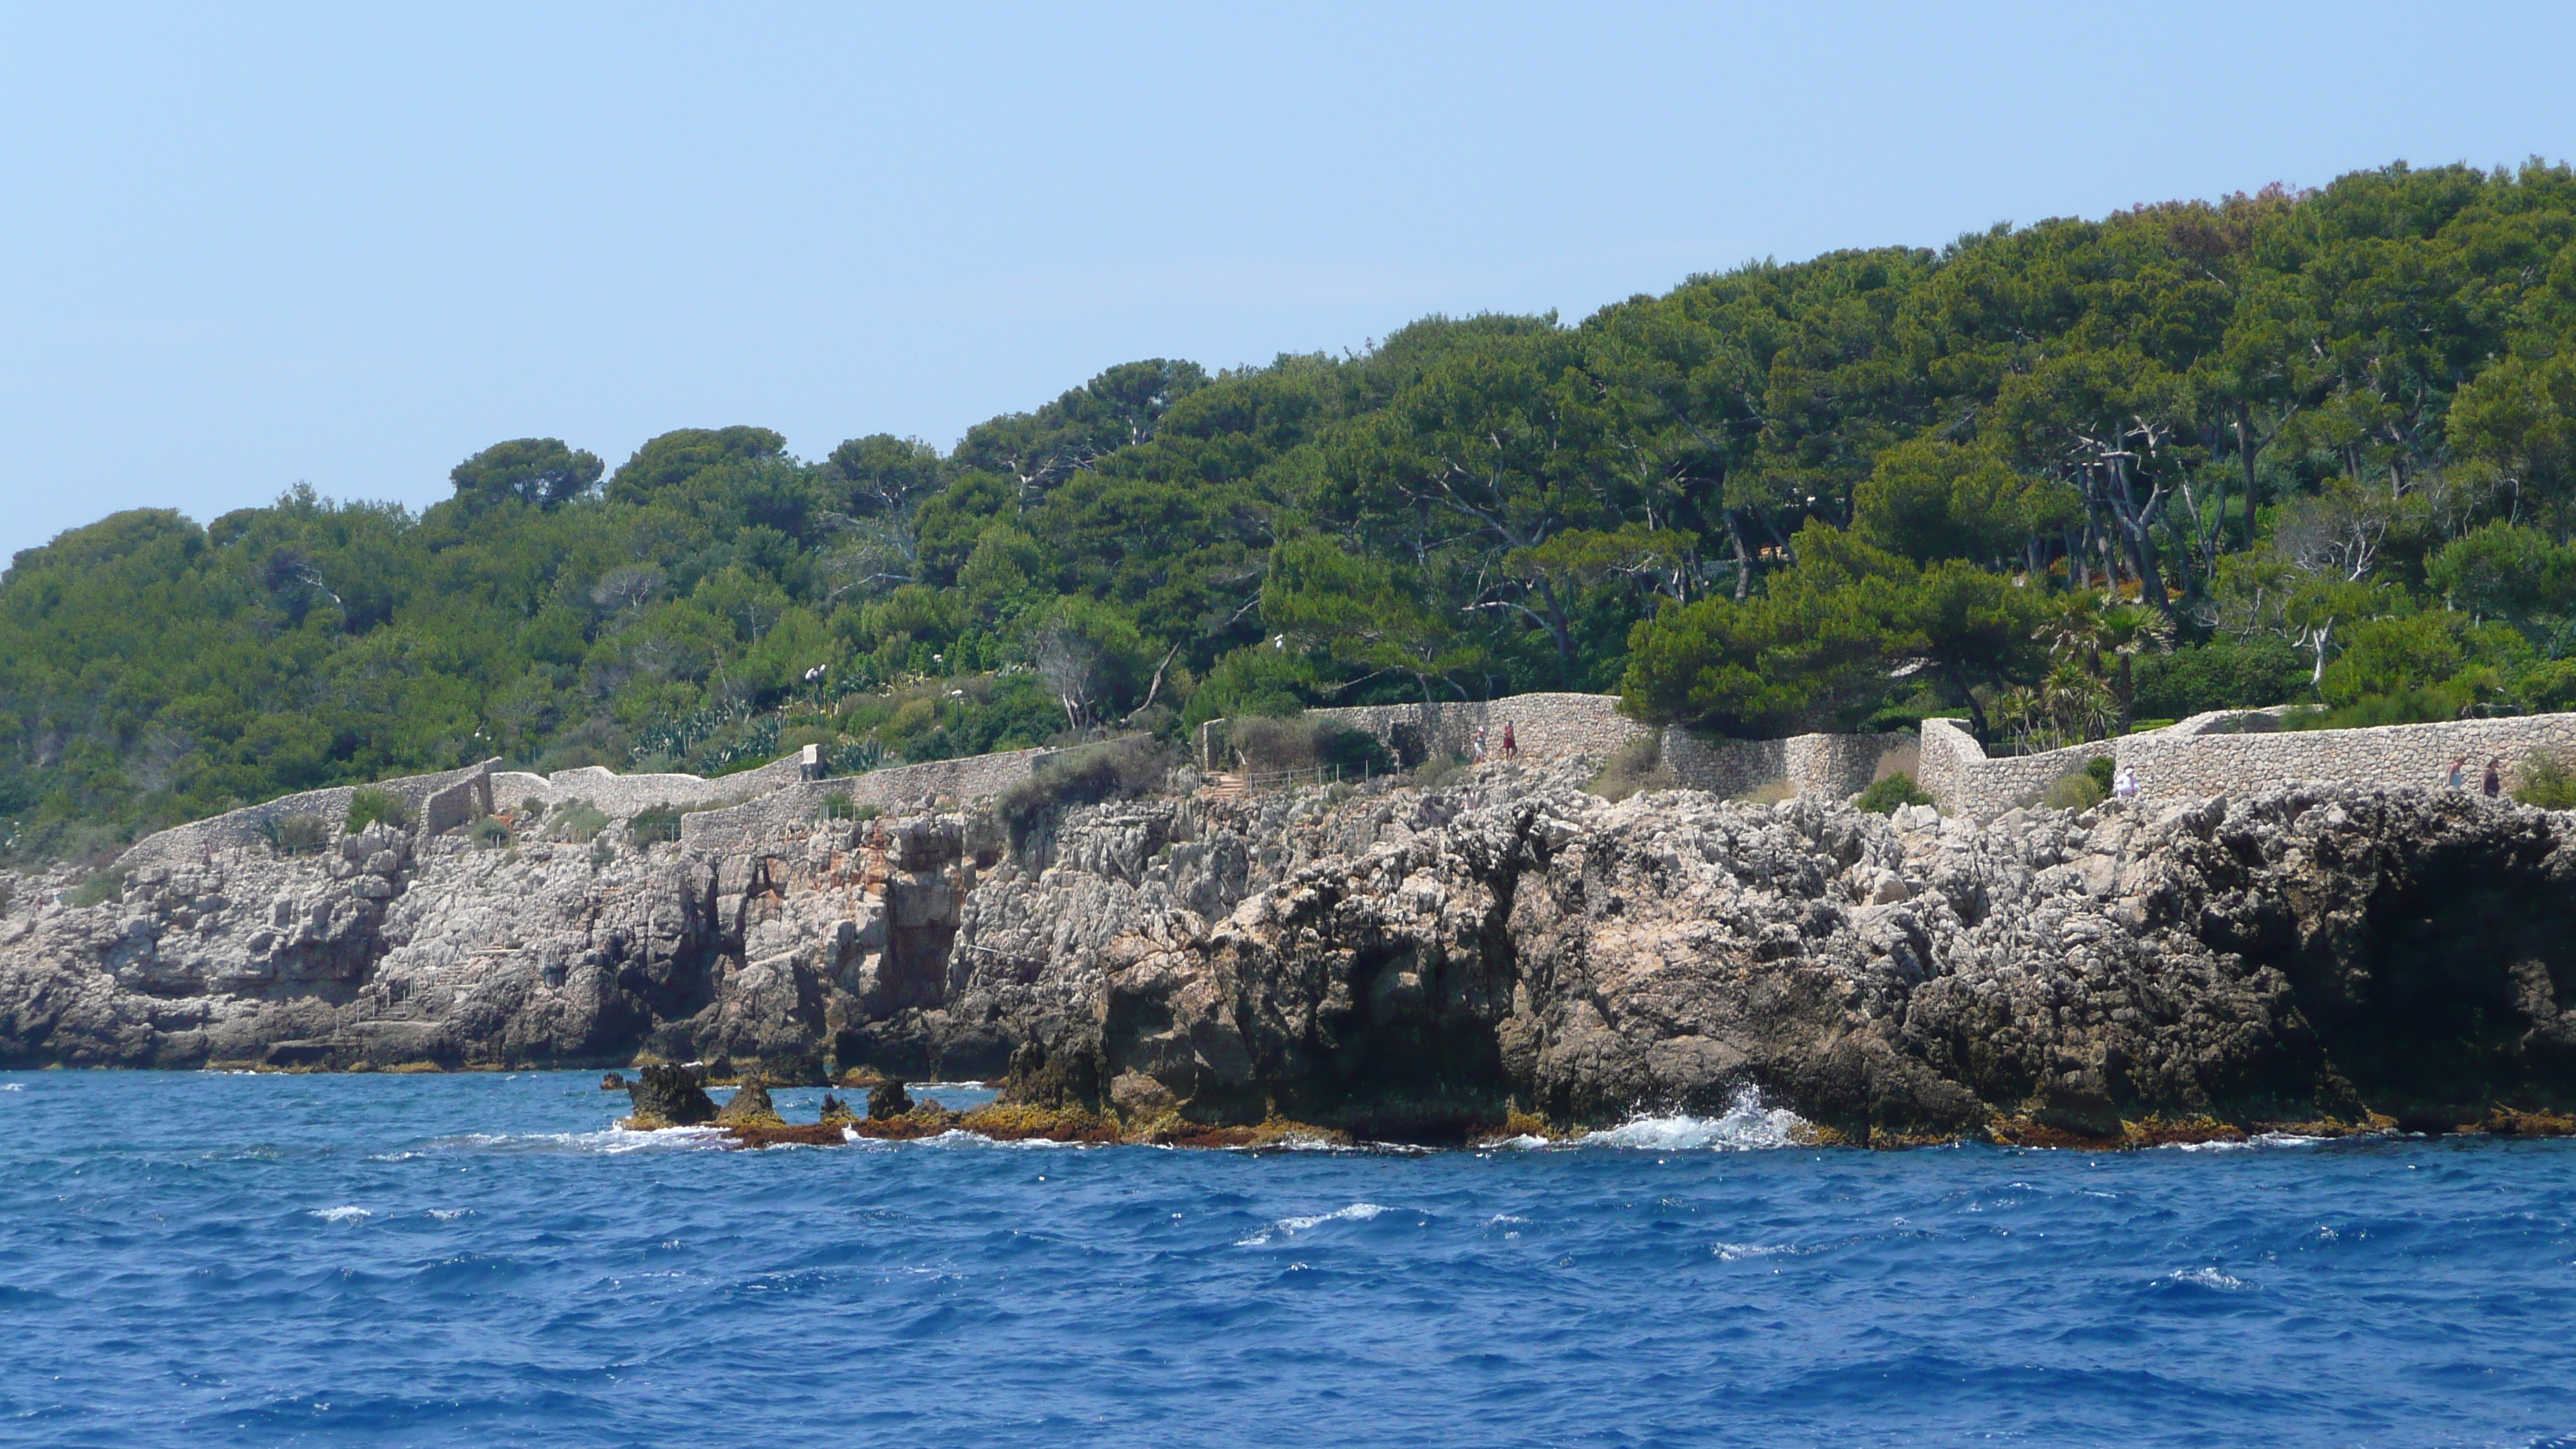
2447, 754, 2469, 790
1471, 726, 1488, 762
2113, 766, 2139, 801
2485, 757, 2505, 798
1501, 721, 1517, 759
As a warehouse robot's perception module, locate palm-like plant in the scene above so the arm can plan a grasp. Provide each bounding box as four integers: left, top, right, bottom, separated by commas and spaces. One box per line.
2095, 601, 2174, 728
2035, 592, 2172, 731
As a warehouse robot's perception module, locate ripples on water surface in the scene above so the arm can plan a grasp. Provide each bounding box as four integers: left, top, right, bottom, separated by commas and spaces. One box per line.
2, 1071, 2572, 1447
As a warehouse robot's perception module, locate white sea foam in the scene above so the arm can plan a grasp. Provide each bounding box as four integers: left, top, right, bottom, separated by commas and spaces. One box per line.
2159, 1132, 2337, 1153
425, 1126, 731, 1156
0, 1083, 21, 1091
2167, 1266, 2249, 1290
1238, 1201, 1389, 1246
426, 1208, 470, 1221
309, 1206, 371, 1224
1584, 1088, 1805, 1151
910, 1129, 1088, 1150
1712, 1241, 1787, 1262
1481, 1132, 1553, 1150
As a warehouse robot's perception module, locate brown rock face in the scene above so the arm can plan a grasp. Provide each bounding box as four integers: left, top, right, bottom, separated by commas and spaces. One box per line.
976, 775, 2576, 1141
7, 764, 2576, 1141
623, 1063, 717, 1126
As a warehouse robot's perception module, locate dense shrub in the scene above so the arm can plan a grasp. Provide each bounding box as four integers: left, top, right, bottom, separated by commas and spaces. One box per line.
1854, 772, 1934, 814
629, 804, 686, 844
344, 788, 409, 834
1225, 714, 1393, 777
1589, 735, 1677, 801
2515, 752, 2576, 810
546, 800, 610, 843
2130, 639, 2311, 721
257, 814, 334, 855
2040, 757, 2115, 810
821, 793, 880, 821
996, 735, 1173, 855
65, 870, 123, 907
465, 814, 512, 848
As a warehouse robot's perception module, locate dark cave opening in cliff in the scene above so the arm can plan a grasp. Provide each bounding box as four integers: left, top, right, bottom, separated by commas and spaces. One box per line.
1301, 941, 1516, 1146
2296, 843, 2576, 1118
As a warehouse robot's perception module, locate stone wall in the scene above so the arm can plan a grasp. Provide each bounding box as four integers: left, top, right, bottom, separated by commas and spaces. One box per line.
1919, 710, 2576, 817
1204, 693, 1914, 802
501, 755, 809, 820
1204, 694, 1652, 771
115, 759, 499, 875
680, 749, 1053, 855
1661, 730, 1918, 799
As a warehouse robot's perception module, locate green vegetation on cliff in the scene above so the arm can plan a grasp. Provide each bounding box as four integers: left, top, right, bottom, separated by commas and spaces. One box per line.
9, 160, 2576, 858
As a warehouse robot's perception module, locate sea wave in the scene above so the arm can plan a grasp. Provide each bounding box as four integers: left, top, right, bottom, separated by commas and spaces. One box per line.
2165, 1266, 2251, 1291
308, 1206, 371, 1224
414, 1126, 732, 1156
2158, 1133, 2338, 1153
1237, 1202, 1390, 1246
1581, 1089, 1805, 1151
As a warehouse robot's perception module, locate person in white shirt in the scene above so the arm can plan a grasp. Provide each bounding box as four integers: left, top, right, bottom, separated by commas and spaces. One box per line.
2112, 766, 2139, 801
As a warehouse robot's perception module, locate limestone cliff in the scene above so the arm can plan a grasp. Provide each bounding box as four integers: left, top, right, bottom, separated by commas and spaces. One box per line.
5, 766, 2574, 1142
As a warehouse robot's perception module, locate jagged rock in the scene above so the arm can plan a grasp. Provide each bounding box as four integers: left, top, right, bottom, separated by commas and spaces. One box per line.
744, 1052, 828, 1088
818, 1093, 854, 1125
624, 1063, 716, 1126
714, 1080, 783, 1127
10, 763, 2576, 1141
867, 1079, 914, 1120
599, 1072, 629, 1091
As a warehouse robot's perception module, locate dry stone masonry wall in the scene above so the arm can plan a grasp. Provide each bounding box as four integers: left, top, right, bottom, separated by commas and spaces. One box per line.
1206, 694, 1913, 802
680, 748, 1053, 854
104, 691, 2576, 885
114, 759, 500, 876
1920, 710, 2576, 817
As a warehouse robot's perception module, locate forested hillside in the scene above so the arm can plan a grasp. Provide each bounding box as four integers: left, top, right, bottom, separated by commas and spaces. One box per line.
9, 160, 2576, 860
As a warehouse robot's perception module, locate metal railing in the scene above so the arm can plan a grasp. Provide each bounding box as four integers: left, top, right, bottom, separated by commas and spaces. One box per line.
1231, 763, 1358, 793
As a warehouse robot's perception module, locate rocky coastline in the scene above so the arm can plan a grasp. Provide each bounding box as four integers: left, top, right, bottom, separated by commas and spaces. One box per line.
6, 763, 2576, 1149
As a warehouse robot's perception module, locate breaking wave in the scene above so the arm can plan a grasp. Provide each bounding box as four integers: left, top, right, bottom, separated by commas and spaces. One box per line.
1237, 1202, 1391, 1246
1581, 1088, 1806, 1151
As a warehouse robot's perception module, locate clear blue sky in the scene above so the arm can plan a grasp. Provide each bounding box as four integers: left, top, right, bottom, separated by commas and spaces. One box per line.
4, 2, 2571, 563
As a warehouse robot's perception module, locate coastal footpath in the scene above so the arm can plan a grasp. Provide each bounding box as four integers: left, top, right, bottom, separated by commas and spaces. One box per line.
3, 748, 2574, 1145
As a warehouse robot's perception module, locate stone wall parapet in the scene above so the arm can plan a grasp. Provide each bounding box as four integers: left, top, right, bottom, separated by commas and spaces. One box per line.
1204, 693, 1653, 771
679, 748, 1053, 855
1918, 709, 2576, 817
115, 759, 499, 875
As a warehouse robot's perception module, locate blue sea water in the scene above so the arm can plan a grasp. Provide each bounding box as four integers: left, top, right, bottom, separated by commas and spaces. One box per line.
1, 1072, 2572, 1448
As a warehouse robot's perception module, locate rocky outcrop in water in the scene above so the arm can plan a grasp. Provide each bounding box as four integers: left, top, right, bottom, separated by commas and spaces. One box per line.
623, 1063, 716, 1127
5, 763, 2575, 1142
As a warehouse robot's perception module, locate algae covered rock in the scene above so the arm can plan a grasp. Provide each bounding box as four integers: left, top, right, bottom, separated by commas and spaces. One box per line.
866, 1079, 913, 1120
714, 1081, 784, 1128
622, 1063, 717, 1128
